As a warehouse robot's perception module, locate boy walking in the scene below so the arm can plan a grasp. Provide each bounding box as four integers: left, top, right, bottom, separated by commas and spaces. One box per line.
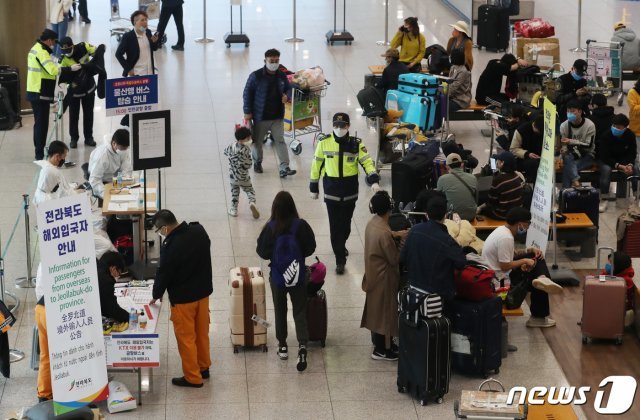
225, 127, 260, 218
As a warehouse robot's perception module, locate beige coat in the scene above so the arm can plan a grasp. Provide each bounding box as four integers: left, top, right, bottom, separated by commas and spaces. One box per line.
361, 215, 401, 339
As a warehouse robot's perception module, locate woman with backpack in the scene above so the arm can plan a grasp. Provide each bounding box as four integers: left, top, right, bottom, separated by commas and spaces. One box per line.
256, 191, 316, 371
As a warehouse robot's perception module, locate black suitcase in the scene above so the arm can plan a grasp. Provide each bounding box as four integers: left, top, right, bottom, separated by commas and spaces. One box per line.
445, 297, 502, 378
0, 86, 17, 130
397, 316, 451, 406
391, 153, 431, 207
0, 65, 22, 127
364, 73, 382, 89
560, 186, 600, 227
477, 5, 510, 52
306, 289, 327, 347
357, 86, 386, 118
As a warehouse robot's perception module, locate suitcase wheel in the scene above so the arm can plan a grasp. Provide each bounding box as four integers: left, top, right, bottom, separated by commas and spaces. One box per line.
582, 336, 591, 344
397, 384, 406, 394
320, 340, 325, 348
495, 367, 500, 374
262, 344, 268, 353
616, 337, 623, 345
436, 396, 444, 404
233, 345, 240, 354
292, 143, 302, 155
420, 399, 428, 406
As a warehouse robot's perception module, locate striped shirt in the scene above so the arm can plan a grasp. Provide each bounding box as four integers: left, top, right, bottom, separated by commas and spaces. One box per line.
487, 172, 524, 219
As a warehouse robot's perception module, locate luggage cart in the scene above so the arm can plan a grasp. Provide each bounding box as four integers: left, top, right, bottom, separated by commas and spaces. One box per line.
110, 0, 167, 44
284, 82, 330, 155
584, 39, 623, 101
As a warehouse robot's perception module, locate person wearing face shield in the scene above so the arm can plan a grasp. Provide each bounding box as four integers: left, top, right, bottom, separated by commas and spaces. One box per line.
483, 207, 563, 328
242, 48, 296, 178
87, 129, 133, 199
97, 251, 130, 323
375, 48, 409, 95
310, 113, 380, 275
556, 59, 591, 123
559, 99, 597, 188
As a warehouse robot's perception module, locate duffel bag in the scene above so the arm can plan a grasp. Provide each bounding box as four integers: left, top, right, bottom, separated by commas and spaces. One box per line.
454, 264, 496, 302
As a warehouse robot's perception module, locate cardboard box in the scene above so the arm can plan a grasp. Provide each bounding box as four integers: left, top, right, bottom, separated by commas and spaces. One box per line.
284, 102, 315, 131
516, 38, 560, 70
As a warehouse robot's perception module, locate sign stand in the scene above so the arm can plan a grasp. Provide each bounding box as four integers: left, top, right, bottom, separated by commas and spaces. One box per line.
285, 0, 304, 43
569, 0, 585, 52
15, 195, 36, 289
376, 0, 390, 46
195, 0, 214, 43
224, 3, 250, 47
326, 0, 354, 45
548, 192, 580, 286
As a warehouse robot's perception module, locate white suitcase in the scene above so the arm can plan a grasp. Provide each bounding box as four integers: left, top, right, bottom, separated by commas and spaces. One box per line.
229, 267, 268, 352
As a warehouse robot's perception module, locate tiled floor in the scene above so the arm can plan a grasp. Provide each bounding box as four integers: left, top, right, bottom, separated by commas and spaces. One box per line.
2, 0, 639, 418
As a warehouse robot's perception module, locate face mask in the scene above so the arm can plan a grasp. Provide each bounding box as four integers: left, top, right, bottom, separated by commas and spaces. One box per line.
611, 127, 625, 137
566, 112, 577, 123
517, 224, 527, 235
116, 148, 127, 155
241, 139, 253, 146
604, 263, 612, 275
57, 158, 65, 168
571, 71, 583, 81
333, 128, 348, 138
265, 62, 279, 72
138, 25, 147, 33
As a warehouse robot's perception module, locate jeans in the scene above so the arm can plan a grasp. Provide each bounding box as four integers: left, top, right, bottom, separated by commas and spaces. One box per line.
562, 153, 594, 188
68, 93, 95, 142
326, 200, 356, 265
251, 119, 290, 170
269, 279, 308, 346
157, 4, 185, 47
30, 100, 51, 160
599, 163, 639, 195
50, 18, 69, 57
508, 253, 552, 318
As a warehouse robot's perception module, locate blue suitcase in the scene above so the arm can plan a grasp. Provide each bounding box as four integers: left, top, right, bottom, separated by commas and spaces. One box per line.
398, 73, 439, 96
386, 90, 437, 132
445, 297, 502, 378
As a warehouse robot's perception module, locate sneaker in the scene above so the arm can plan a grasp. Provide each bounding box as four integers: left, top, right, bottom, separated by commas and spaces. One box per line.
84, 139, 96, 147
171, 45, 185, 51
254, 163, 263, 173
277, 346, 288, 360
81, 17, 91, 24
201, 369, 210, 379
171, 377, 203, 388
335, 264, 345, 275
70, 140, 78, 149
371, 350, 398, 361
249, 202, 260, 219
532, 276, 563, 295
599, 201, 608, 213
279, 167, 297, 178
296, 346, 307, 372
228, 207, 238, 217
526, 316, 556, 328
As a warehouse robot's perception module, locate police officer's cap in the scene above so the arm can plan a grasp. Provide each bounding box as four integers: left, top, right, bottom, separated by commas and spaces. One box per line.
60, 37, 74, 52
332, 113, 350, 127
40, 29, 58, 42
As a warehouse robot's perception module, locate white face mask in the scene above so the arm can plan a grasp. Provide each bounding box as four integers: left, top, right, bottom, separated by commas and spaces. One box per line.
265, 62, 279, 72
333, 128, 348, 138
116, 148, 127, 155
241, 139, 253, 146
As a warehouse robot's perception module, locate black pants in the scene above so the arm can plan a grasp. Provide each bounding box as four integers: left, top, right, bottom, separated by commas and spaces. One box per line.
157, 4, 185, 47
509, 253, 551, 318
326, 200, 356, 265
30, 100, 51, 160
78, 0, 88, 18
371, 332, 397, 354
269, 279, 308, 346
516, 158, 541, 183
68, 93, 95, 143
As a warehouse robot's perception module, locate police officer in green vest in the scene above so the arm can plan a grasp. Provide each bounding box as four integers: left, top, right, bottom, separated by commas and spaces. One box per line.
310, 113, 380, 274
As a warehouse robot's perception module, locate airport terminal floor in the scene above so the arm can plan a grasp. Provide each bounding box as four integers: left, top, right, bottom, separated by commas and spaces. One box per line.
2, 0, 640, 418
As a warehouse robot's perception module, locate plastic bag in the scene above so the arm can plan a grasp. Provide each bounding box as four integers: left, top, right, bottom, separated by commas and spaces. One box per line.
293, 66, 326, 90
514, 18, 555, 38
107, 380, 137, 413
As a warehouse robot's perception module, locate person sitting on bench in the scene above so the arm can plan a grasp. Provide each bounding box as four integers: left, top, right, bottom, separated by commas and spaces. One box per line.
475, 54, 527, 106
496, 106, 528, 151
375, 48, 409, 95
560, 99, 596, 188
598, 113, 638, 212
478, 152, 524, 220
482, 207, 563, 328
447, 49, 472, 113
510, 115, 544, 182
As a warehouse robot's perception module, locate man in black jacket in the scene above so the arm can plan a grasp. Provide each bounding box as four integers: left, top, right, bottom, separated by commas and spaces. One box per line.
375, 48, 409, 94
598, 114, 638, 212
156, 0, 185, 51
97, 252, 129, 323
556, 59, 590, 123
150, 210, 213, 388
510, 116, 544, 182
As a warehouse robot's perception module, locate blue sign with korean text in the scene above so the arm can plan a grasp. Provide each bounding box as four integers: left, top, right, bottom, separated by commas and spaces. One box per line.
105, 75, 159, 117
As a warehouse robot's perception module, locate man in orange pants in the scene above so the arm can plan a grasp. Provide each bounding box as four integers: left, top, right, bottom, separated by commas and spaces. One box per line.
150, 209, 213, 387
35, 302, 52, 401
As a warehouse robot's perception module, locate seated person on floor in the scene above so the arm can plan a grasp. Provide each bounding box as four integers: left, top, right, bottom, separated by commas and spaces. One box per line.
510, 115, 544, 182
560, 99, 597, 188
478, 151, 524, 220
598, 113, 638, 212
475, 54, 527, 105
589, 93, 615, 142
602, 251, 636, 327
496, 106, 529, 151
436, 153, 477, 222
375, 48, 409, 95
482, 207, 563, 328
97, 251, 129, 324
447, 49, 472, 112
556, 59, 590, 123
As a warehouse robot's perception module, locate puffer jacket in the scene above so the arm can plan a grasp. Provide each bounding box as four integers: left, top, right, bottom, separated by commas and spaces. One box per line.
612, 28, 640, 70
242, 66, 291, 123
444, 218, 484, 254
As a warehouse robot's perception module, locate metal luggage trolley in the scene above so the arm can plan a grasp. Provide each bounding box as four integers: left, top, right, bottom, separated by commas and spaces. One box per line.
284, 81, 330, 155
109, 0, 167, 44
584, 39, 624, 102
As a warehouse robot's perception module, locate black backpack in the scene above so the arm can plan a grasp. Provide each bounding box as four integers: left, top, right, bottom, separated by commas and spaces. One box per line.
424, 44, 450, 75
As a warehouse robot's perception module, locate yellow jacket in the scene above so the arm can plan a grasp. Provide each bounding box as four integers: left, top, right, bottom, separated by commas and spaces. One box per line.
628, 88, 640, 136
27, 41, 58, 101
391, 31, 426, 65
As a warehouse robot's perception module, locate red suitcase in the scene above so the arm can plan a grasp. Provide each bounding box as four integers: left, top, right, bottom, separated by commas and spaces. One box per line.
306, 289, 327, 347
581, 248, 626, 345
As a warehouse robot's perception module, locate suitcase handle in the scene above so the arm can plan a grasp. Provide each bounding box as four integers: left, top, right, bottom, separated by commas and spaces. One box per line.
478, 378, 505, 392
596, 247, 615, 273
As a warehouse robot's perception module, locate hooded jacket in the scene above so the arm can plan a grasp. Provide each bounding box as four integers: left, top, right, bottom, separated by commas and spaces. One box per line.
612, 28, 640, 70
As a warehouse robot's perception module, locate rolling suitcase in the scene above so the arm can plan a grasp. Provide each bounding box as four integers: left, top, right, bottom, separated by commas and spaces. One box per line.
229, 267, 268, 352
560, 186, 600, 227
581, 248, 626, 345
397, 315, 450, 406
398, 73, 439, 96
391, 153, 431, 206
386, 90, 437, 131
357, 86, 386, 118
0, 87, 17, 130
446, 296, 502, 378
306, 289, 327, 347
364, 73, 381, 89
0, 65, 21, 127
477, 4, 510, 52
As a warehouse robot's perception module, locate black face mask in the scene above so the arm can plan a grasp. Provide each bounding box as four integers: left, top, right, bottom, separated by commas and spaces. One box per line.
57, 158, 65, 168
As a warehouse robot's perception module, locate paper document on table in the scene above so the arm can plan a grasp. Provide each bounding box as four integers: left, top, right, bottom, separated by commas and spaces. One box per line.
110, 194, 136, 202
129, 201, 157, 210
108, 203, 129, 212
131, 187, 157, 194
139, 118, 165, 159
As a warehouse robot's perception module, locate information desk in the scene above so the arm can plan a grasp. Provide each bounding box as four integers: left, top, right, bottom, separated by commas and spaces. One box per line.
105, 283, 161, 405
101, 183, 157, 262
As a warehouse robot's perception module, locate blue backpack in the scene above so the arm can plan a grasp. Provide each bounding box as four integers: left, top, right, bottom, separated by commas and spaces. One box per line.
270, 219, 304, 288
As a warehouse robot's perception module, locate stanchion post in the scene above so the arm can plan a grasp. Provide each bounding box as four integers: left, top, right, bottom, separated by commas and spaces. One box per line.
285, 0, 304, 43
569, 0, 585, 52
377, 0, 390, 46
195, 0, 214, 43
15, 194, 36, 289
0, 233, 25, 362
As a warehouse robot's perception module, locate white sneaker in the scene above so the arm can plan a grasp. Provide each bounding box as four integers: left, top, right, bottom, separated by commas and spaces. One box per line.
228, 207, 238, 217
526, 316, 556, 328
599, 201, 608, 213
249, 202, 260, 219
532, 276, 563, 295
